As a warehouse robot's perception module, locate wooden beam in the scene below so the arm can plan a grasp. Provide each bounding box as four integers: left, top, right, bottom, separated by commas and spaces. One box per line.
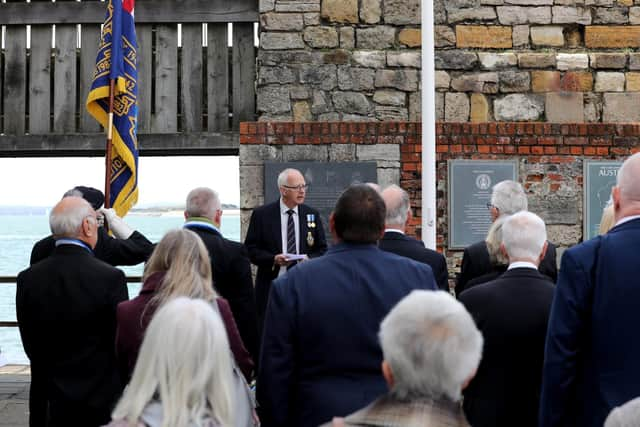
0, 0, 258, 25
0, 133, 239, 157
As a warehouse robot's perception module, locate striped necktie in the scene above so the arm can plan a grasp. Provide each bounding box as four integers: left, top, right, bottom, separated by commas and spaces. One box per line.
286, 209, 296, 254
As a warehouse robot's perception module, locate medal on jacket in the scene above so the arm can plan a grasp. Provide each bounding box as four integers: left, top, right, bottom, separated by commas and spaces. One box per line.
307, 231, 315, 247
306, 214, 316, 247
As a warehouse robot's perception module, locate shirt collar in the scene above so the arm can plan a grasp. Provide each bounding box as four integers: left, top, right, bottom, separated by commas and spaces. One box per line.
384, 228, 405, 234
615, 214, 640, 227
55, 238, 94, 254
280, 199, 299, 215
184, 217, 221, 234
508, 261, 538, 270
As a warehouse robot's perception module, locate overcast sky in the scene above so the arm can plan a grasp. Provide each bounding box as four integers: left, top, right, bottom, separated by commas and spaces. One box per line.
0, 156, 240, 207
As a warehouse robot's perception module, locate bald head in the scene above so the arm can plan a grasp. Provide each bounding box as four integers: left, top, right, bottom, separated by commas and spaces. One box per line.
382, 185, 410, 229
613, 153, 640, 221
50, 196, 99, 247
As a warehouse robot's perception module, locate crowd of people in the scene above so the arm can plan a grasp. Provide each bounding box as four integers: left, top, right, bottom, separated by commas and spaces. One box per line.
14, 153, 640, 427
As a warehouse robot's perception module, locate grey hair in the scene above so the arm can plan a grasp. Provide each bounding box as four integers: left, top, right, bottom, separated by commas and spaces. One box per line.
491, 180, 528, 216
185, 187, 221, 218
379, 290, 483, 402
111, 297, 234, 427
617, 152, 640, 202
383, 184, 410, 225
277, 168, 301, 188
49, 197, 95, 238
502, 211, 547, 262
485, 215, 509, 266
63, 188, 84, 198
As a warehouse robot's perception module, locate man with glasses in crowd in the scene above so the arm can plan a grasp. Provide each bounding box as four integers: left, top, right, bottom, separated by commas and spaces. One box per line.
245, 168, 327, 336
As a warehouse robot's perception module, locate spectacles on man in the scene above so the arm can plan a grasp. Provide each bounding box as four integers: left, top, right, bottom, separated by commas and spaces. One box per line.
486, 203, 499, 213
283, 184, 308, 191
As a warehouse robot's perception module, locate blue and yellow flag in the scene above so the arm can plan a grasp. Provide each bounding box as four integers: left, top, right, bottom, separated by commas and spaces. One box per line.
86, 0, 138, 217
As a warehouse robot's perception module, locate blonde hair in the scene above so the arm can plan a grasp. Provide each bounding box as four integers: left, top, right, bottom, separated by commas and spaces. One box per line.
599, 204, 615, 235
111, 297, 234, 427
143, 228, 216, 311
485, 215, 509, 266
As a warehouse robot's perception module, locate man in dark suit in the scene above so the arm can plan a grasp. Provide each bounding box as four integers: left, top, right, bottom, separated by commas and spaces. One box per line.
379, 184, 449, 290
257, 184, 438, 427
459, 211, 554, 427
183, 186, 259, 366
245, 168, 327, 334
456, 180, 557, 296
30, 186, 153, 266
540, 153, 640, 427
17, 196, 128, 427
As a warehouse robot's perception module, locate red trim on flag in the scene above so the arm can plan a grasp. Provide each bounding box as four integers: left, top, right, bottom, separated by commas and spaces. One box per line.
122, 0, 134, 13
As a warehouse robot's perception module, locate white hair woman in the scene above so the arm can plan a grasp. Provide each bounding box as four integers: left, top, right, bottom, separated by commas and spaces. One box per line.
107, 297, 235, 427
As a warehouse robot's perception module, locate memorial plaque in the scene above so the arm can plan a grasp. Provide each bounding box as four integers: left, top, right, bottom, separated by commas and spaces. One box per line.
264, 162, 378, 239
448, 160, 518, 249
584, 160, 621, 241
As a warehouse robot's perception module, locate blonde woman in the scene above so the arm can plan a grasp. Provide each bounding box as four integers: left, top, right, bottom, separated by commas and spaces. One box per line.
599, 203, 615, 235
107, 297, 234, 427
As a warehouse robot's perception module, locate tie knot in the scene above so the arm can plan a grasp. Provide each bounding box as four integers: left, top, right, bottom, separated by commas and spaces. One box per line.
287, 209, 294, 216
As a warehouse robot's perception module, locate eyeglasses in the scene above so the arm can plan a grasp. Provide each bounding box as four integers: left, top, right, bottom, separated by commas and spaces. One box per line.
283, 184, 308, 191
486, 203, 499, 212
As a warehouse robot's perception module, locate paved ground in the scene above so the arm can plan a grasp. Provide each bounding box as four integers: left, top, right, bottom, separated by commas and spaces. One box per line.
0, 365, 30, 427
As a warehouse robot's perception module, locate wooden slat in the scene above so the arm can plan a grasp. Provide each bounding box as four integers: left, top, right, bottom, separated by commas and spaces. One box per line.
28, 25, 52, 134
0, 0, 258, 25
3, 26, 27, 135
181, 24, 204, 132
152, 25, 178, 133
232, 23, 256, 129
136, 24, 153, 133
79, 24, 101, 132
207, 23, 229, 132
53, 25, 77, 133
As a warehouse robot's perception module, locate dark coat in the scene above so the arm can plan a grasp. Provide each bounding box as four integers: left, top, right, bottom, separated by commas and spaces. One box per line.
257, 243, 438, 427
185, 222, 260, 365
30, 227, 153, 267
244, 200, 327, 330
540, 218, 640, 427
459, 267, 554, 427
378, 231, 449, 291
456, 240, 557, 296
16, 244, 128, 427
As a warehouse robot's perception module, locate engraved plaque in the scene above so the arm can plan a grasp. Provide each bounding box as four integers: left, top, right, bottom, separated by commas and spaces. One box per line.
584, 160, 622, 241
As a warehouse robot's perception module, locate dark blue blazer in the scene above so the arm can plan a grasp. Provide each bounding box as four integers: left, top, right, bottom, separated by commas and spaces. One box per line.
540, 218, 640, 427
257, 243, 438, 427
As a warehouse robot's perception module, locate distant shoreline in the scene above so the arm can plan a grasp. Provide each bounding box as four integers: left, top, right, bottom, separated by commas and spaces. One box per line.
128, 208, 240, 217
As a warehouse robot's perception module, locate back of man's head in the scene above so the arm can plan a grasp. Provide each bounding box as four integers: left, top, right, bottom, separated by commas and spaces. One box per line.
501, 211, 547, 264
379, 290, 483, 402
382, 184, 410, 227
491, 180, 528, 216
617, 153, 640, 203
63, 186, 104, 210
185, 187, 220, 219
332, 184, 385, 244
50, 196, 94, 239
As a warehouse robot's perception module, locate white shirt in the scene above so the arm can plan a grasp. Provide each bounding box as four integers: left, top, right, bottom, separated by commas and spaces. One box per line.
507, 261, 538, 270
615, 214, 640, 227
384, 228, 404, 235
279, 199, 300, 276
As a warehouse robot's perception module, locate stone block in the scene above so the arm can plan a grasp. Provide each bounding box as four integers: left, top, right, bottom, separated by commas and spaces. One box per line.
603, 93, 640, 121
593, 6, 628, 23
585, 0, 614, 5
240, 165, 265, 209
260, 32, 305, 50
311, 90, 333, 114
332, 91, 373, 114
293, 101, 312, 121
565, 26, 583, 47
377, 167, 401, 188
445, 92, 470, 121
435, 0, 447, 23
257, 66, 296, 85
384, 0, 421, 24
552, 6, 592, 24
321, 0, 358, 22
590, 53, 627, 69
531, 71, 561, 92
497, 6, 551, 24
619, 0, 633, 5
594, 72, 625, 91
585, 26, 640, 47
318, 112, 341, 120
631, 7, 640, 24
519, 53, 556, 68
513, 24, 530, 46
448, 7, 497, 22
304, 12, 321, 25
556, 53, 589, 70
435, 92, 444, 120
630, 53, 640, 70
276, 1, 321, 12
387, 51, 421, 68
531, 25, 565, 46
478, 52, 518, 69
361, 0, 382, 23
352, 50, 386, 68
435, 70, 451, 89
375, 105, 409, 120
470, 93, 491, 122
435, 50, 478, 69
499, 71, 531, 92
410, 91, 422, 121
456, 25, 512, 48
530, 196, 579, 225
321, 49, 351, 65
356, 26, 396, 49
290, 85, 310, 100
506, 0, 553, 4
373, 89, 407, 105
451, 72, 499, 93
545, 92, 584, 122
260, 0, 275, 12
435, 26, 456, 47
400, 28, 422, 47
337, 66, 376, 91
239, 145, 282, 165
283, 145, 329, 161
339, 27, 355, 49
257, 50, 314, 66
445, 0, 477, 7
375, 69, 419, 91
303, 26, 339, 48
329, 144, 356, 161
300, 64, 338, 90
357, 144, 401, 162
561, 71, 594, 91
257, 86, 291, 113
494, 94, 544, 120
547, 225, 582, 247
626, 72, 640, 90
259, 113, 294, 121
261, 12, 304, 31
584, 93, 602, 122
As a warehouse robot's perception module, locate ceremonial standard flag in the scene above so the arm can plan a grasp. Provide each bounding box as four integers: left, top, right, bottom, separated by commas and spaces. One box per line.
86, 0, 138, 217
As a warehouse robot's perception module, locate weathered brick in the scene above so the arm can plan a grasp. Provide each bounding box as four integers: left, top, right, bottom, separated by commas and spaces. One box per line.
585, 26, 640, 47
594, 72, 625, 91
626, 72, 640, 90
631, 6, 640, 24
589, 52, 628, 69
497, 6, 551, 24
556, 53, 589, 70
260, 13, 304, 31
456, 25, 512, 48
435, 50, 479, 70
512, 25, 530, 47
530, 25, 565, 46
499, 71, 531, 92
561, 71, 594, 91
519, 53, 556, 68
321, 0, 358, 22
531, 71, 561, 92
552, 6, 592, 24
603, 93, 640, 121
545, 92, 584, 123
399, 28, 422, 47
470, 93, 491, 122
451, 72, 500, 93
260, 32, 305, 50
445, 92, 470, 121
478, 53, 518, 69
435, 71, 451, 89
435, 26, 456, 47
593, 6, 628, 24
630, 53, 640, 70
494, 94, 544, 121
448, 7, 497, 23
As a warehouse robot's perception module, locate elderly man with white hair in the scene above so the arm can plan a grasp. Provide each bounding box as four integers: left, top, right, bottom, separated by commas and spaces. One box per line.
540, 152, 640, 427
459, 211, 554, 427
456, 180, 558, 296
323, 290, 483, 427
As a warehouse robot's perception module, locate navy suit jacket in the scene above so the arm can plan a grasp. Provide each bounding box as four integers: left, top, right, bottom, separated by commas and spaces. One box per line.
257, 243, 437, 427
540, 218, 640, 427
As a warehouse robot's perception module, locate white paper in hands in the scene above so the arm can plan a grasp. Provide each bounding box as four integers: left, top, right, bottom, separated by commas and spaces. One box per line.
284, 254, 307, 261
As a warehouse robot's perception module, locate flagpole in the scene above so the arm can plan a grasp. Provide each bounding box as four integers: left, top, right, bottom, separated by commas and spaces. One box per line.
104, 78, 116, 210
421, 0, 436, 249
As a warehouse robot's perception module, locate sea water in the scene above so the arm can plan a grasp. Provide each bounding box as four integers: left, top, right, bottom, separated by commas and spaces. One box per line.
0, 212, 241, 364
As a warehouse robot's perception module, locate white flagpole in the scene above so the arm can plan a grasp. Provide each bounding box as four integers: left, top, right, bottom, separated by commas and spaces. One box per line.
421, 0, 437, 249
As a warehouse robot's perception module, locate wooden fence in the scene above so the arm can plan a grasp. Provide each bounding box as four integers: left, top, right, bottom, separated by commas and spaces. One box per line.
0, 0, 258, 156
